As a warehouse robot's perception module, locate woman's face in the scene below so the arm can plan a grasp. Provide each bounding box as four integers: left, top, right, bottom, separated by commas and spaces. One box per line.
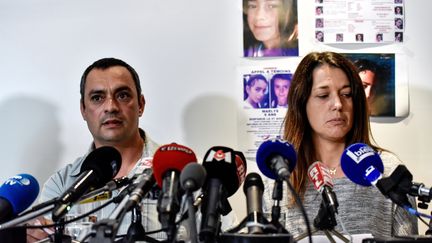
247, 79, 268, 105
246, 0, 282, 47
306, 64, 353, 143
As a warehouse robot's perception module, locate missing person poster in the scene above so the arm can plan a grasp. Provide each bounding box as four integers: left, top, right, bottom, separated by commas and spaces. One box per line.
237, 59, 300, 160
315, 0, 405, 43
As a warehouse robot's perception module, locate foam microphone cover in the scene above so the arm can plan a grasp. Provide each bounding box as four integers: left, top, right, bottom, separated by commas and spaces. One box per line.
0, 174, 39, 216
180, 163, 207, 192
340, 143, 384, 186
80, 146, 122, 188
256, 138, 297, 180
152, 143, 197, 188
243, 172, 264, 194
202, 146, 247, 197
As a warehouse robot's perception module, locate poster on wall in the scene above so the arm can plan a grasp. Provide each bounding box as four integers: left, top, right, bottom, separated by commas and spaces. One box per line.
237, 59, 300, 160
343, 53, 408, 117
315, 0, 404, 44
242, 0, 299, 57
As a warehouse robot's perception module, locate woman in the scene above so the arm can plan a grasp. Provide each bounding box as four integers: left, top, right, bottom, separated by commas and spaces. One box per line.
243, 0, 299, 57
262, 52, 418, 238
244, 74, 269, 109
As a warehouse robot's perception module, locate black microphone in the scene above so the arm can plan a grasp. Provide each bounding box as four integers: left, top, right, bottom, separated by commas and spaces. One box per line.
52, 146, 121, 222
243, 172, 264, 234
200, 146, 247, 243
180, 163, 207, 243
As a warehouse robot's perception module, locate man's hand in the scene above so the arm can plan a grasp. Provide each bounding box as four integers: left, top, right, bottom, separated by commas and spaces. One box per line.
26, 216, 54, 243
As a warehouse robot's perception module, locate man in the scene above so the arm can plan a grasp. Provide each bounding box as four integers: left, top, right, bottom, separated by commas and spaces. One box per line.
270, 73, 291, 108
27, 58, 160, 242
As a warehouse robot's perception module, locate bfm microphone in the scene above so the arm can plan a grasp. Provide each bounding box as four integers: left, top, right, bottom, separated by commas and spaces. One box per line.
180, 163, 207, 243
52, 146, 121, 222
308, 162, 339, 229
0, 174, 39, 223
152, 143, 197, 241
340, 143, 411, 207
200, 146, 247, 242
243, 172, 264, 234
256, 138, 297, 180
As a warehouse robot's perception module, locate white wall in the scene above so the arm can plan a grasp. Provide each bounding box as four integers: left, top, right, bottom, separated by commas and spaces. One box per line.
1, 0, 431, 235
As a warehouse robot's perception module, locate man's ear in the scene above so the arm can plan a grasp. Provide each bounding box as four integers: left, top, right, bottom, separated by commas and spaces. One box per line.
139, 95, 145, 116
80, 100, 87, 121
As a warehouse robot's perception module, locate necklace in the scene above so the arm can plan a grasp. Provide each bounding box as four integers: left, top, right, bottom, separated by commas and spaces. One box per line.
328, 167, 337, 176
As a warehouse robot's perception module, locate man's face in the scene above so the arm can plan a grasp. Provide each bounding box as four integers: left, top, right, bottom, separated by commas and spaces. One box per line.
358, 70, 376, 99
274, 78, 289, 106
80, 66, 144, 147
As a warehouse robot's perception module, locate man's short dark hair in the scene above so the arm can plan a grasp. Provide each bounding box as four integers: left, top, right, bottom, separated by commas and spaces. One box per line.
80, 58, 142, 105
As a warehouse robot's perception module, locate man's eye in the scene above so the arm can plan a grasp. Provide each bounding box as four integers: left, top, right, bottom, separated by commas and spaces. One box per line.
117, 92, 131, 100
90, 95, 103, 102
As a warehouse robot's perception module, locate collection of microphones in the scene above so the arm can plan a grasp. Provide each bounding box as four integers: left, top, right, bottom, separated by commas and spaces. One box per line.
0, 139, 431, 243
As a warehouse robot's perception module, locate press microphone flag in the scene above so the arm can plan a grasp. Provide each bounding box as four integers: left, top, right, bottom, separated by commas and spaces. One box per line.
341, 143, 412, 207
340, 143, 384, 186
256, 138, 297, 180
0, 174, 39, 223
52, 146, 121, 222
200, 146, 247, 242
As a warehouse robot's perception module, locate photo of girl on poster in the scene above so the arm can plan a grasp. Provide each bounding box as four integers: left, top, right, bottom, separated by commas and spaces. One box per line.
243, 0, 299, 57
344, 53, 396, 117
243, 74, 269, 109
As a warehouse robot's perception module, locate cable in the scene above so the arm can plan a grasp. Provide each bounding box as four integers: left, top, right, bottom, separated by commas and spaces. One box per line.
336, 212, 353, 243
285, 179, 313, 243
21, 198, 115, 230
404, 206, 432, 220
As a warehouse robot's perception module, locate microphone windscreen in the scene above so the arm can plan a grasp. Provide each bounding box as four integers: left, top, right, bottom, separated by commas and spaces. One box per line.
80, 146, 122, 188
152, 143, 197, 187
256, 138, 297, 180
340, 143, 384, 186
0, 174, 39, 215
180, 163, 207, 192
202, 147, 247, 197
243, 172, 264, 194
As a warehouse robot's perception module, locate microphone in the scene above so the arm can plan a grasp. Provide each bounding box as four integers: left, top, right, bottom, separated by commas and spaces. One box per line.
341, 143, 412, 207
256, 138, 297, 180
52, 146, 121, 222
340, 143, 384, 186
307, 162, 339, 229
243, 172, 264, 234
180, 163, 207, 193
0, 174, 39, 223
200, 146, 247, 242
152, 143, 197, 241
180, 163, 207, 243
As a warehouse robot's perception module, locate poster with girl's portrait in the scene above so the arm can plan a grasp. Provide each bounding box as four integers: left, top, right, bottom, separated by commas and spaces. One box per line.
237, 59, 300, 160
243, 0, 299, 57
343, 53, 408, 117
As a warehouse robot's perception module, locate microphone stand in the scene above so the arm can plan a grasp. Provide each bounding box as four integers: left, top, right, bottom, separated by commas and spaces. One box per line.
296, 188, 349, 243
53, 218, 72, 243
122, 205, 146, 243
271, 179, 289, 233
